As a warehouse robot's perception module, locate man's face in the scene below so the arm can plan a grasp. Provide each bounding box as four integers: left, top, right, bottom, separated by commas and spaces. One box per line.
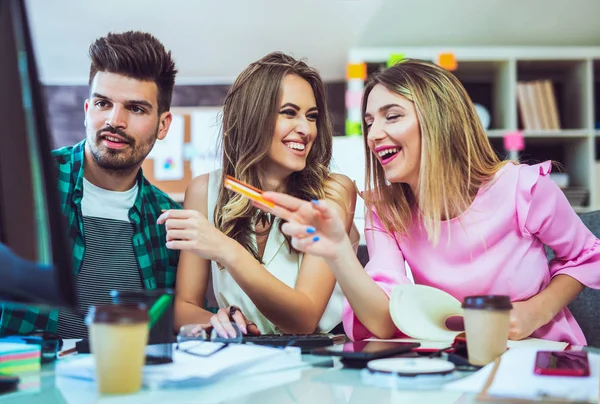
84, 72, 170, 173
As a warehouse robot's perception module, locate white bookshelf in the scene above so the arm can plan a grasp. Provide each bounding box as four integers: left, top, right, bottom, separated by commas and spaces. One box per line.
344, 46, 600, 211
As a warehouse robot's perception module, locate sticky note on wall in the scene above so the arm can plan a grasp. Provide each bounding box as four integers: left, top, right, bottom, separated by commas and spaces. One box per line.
347, 63, 367, 80
387, 53, 405, 68
503, 131, 525, 151
345, 90, 363, 109
345, 120, 362, 136
437, 53, 457, 71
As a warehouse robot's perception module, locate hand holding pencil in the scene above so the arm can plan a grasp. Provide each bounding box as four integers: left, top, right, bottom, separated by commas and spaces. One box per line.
225, 176, 351, 260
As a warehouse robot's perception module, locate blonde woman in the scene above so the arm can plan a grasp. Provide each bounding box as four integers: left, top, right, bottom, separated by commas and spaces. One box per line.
261, 59, 600, 346
158, 52, 357, 338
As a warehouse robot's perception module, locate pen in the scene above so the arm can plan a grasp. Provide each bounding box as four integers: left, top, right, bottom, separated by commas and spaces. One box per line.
57, 347, 77, 358
57, 297, 171, 357
148, 294, 173, 329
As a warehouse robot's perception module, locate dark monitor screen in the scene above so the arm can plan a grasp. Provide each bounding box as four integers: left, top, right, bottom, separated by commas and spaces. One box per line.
0, 0, 76, 309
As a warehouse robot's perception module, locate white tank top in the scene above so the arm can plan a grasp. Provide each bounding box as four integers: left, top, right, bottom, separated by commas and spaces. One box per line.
206, 170, 344, 334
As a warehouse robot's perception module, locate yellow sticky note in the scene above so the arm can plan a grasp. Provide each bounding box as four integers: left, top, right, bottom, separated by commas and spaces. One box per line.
387, 53, 405, 68
346, 63, 367, 80
437, 53, 457, 71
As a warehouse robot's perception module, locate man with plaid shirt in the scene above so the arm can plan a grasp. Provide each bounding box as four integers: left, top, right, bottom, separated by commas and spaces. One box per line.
0, 31, 181, 338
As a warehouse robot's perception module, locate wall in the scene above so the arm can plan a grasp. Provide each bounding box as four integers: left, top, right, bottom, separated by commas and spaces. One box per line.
27, 0, 600, 85
45, 82, 346, 148
34, 0, 600, 147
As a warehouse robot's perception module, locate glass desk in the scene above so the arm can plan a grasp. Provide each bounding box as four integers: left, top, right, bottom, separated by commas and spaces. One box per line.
3, 351, 591, 404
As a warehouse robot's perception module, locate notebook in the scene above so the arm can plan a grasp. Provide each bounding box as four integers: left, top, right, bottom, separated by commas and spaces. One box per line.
387, 284, 463, 341
0, 342, 41, 374
366, 284, 569, 352
383, 284, 569, 351
444, 347, 599, 402
56, 342, 303, 387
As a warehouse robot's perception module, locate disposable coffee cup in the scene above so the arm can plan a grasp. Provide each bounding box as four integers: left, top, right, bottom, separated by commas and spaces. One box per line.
110, 289, 174, 365
462, 295, 512, 366
86, 305, 149, 394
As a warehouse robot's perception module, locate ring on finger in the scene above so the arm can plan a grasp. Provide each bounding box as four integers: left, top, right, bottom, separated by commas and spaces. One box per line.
229, 305, 241, 319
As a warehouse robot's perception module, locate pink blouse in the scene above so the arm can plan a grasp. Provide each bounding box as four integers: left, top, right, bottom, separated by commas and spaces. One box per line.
344, 161, 600, 345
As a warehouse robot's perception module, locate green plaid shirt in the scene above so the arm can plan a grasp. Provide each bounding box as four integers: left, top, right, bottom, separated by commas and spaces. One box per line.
0, 140, 180, 336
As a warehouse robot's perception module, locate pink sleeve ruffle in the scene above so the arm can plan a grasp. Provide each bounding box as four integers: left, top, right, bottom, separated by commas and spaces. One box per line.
516, 161, 600, 288
515, 160, 552, 238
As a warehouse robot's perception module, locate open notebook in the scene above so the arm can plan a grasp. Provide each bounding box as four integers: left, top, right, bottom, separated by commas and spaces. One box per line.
367, 284, 569, 351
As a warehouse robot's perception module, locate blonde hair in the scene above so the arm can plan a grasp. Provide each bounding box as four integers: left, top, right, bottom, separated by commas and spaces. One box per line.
361, 59, 511, 245
215, 52, 334, 263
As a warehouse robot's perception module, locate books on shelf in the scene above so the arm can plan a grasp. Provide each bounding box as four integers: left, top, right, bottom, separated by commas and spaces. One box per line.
516, 80, 561, 131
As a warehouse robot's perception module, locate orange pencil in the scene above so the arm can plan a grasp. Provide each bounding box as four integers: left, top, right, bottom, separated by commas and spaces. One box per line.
224, 175, 275, 209
58, 347, 77, 357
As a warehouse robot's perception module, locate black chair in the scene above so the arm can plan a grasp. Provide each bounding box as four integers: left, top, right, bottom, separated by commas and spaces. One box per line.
558, 211, 600, 347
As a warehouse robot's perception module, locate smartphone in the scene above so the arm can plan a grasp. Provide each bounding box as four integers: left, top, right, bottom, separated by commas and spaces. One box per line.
534, 350, 590, 377
223, 175, 275, 208
311, 341, 420, 360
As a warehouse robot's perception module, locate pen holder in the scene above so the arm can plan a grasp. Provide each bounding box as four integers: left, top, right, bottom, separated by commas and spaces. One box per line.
109, 289, 175, 365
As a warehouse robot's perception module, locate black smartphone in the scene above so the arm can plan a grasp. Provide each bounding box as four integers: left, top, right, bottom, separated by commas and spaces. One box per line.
534, 350, 590, 377
0, 375, 19, 394
311, 341, 420, 360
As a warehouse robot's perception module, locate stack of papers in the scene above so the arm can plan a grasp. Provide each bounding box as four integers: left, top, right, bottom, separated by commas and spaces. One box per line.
56, 342, 304, 388
444, 347, 599, 402
0, 342, 41, 374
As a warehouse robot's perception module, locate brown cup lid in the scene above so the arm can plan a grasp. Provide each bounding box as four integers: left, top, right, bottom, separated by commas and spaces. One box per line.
462, 295, 513, 311
86, 304, 149, 325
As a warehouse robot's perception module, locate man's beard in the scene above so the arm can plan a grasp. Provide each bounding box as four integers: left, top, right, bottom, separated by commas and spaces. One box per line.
89, 126, 158, 175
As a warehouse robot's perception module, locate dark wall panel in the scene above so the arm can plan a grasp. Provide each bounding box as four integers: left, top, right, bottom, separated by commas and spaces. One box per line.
43, 81, 347, 149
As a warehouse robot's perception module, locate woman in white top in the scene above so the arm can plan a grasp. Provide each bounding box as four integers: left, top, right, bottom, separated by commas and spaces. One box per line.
158, 52, 358, 338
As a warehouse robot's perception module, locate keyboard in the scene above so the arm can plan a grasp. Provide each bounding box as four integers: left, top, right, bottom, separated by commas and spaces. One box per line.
243, 333, 346, 353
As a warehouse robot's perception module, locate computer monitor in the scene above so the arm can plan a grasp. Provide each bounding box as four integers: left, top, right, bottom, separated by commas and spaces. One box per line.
0, 0, 76, 309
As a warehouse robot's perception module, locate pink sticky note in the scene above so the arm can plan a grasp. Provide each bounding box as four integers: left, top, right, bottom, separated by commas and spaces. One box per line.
503, 130, 525, 151
345, 90, 363, 109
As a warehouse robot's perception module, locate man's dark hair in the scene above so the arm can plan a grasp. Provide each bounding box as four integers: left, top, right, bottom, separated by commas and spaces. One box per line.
88, 31, 177, 115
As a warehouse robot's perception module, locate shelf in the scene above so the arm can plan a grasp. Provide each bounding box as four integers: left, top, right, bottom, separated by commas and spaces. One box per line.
595, 59, 600, 130
487, 130, 591, 139
453, 61, 512, 130
516, 59, 590, 130
521, 130, 590, 139
348, 47, 600, 64
347, 47, 600, 211
486, 130, 508, 138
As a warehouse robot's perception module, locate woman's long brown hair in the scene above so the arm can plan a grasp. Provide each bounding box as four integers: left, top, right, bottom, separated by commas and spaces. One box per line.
215, 52, 335, 263
362, 59, 511, 245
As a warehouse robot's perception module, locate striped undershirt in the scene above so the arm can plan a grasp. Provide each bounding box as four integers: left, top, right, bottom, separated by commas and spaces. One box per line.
56, 178, 143, 339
